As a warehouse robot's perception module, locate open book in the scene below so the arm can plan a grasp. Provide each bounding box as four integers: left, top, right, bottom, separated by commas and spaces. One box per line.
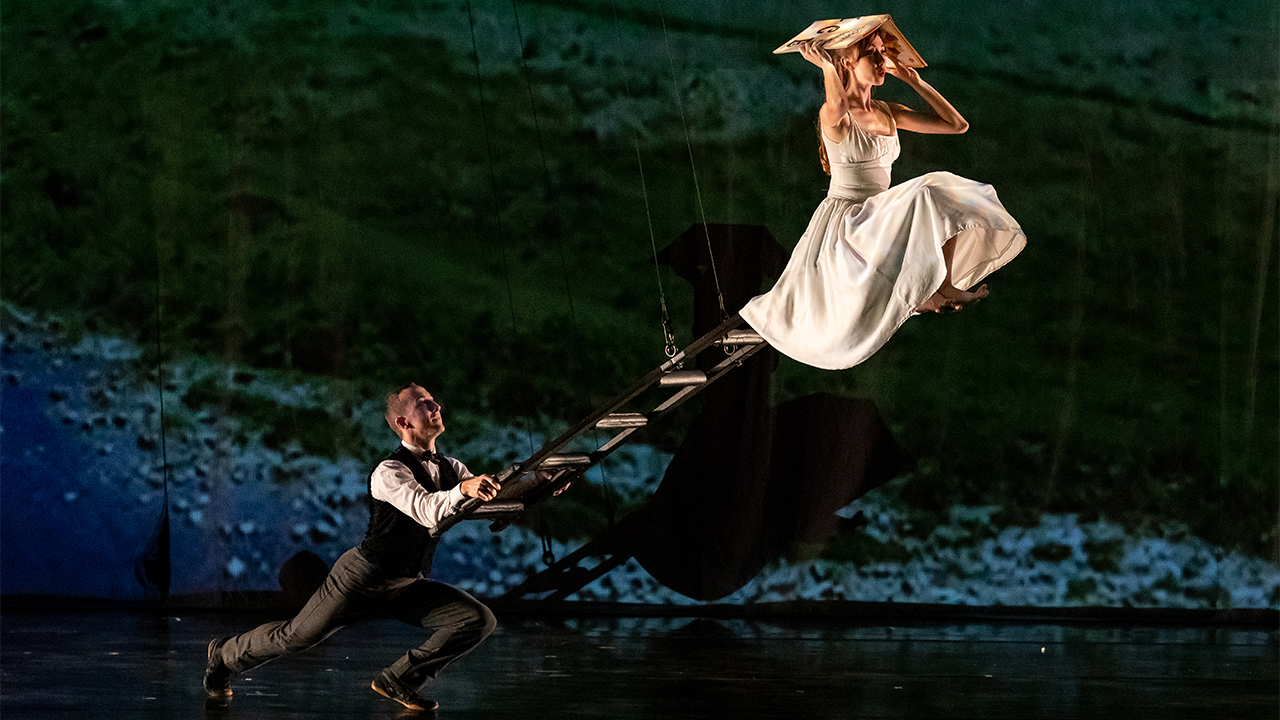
773, 14, 926, 69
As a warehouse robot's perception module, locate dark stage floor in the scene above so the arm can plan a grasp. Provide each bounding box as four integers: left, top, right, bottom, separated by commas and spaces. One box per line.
1, 608, 1276, 719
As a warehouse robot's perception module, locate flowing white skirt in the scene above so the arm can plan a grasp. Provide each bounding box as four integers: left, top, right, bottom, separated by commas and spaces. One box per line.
740, 171, 1026, 370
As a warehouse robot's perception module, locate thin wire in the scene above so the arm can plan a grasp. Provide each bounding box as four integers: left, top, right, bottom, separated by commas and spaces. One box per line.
595, 0, 696, 529
509, 0, 580, 341
637, 138, 678, 358
465, 0, 537, 459
508, 0, 612, 530
608, 0, 676, 361
150, 221, 172, 604
656, 0, 727, 321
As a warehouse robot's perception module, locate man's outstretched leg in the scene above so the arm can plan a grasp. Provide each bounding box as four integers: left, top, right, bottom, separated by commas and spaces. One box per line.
203, 548, 389, 699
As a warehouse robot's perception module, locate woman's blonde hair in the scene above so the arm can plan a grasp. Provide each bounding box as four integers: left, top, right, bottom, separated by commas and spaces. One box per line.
817, 122, 831, 175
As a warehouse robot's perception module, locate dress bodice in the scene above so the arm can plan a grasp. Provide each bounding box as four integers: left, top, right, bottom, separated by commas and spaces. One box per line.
824, 104, 901, 203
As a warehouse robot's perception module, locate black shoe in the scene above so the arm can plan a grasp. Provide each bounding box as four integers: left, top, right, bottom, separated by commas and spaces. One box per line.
371, 670, 438, 711
203, 637, 234, 698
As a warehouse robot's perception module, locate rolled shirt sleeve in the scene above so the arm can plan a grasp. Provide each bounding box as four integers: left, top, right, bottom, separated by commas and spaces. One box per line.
370, 457, 473, 529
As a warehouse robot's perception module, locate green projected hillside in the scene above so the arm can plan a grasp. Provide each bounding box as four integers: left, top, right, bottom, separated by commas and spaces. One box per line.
2, 0, 1276, 559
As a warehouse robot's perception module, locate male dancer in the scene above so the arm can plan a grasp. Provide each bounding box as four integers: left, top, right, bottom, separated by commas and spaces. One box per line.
204, 383, 502, 711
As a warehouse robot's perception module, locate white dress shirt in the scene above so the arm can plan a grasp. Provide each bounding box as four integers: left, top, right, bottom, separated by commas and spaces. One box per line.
369, 442, 472, 530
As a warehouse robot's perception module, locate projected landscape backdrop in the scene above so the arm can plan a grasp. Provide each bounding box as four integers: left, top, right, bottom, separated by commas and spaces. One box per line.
2, 0, 1277, 609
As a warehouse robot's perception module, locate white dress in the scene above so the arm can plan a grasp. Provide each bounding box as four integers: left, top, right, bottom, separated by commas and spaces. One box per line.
740, 104, 1026, 370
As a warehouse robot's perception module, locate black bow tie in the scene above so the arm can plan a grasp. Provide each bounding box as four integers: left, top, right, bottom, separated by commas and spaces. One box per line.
418, 451, 442, 465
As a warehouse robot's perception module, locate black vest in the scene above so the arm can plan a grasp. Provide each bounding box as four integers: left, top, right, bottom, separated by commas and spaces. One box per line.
358, 445, 460, 577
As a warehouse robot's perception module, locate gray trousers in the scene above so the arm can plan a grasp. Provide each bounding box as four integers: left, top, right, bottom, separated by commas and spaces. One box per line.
218, 547, 496, 690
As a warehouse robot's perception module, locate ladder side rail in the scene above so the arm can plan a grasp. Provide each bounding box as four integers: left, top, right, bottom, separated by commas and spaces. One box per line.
432, 315, 751, 537
439, 338, 769, 537
587, 318, 764, 456
499, 516, 639, 599
491, 467, 581, 525
515, 313, 745, 475
490, 339, 771, 531
646, 340, 769, 418
590, 425, 645, 458
545, 553, 634, 601
442, 459, 596, 535
431, 466, 521, 537
581, 336, 768, 472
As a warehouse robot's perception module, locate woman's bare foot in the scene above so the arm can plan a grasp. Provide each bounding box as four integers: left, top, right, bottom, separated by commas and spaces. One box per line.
918, 283, 989, 314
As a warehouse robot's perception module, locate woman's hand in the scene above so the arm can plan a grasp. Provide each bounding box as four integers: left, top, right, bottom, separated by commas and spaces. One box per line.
798, 40, 835, 70
885, 50, 920, 84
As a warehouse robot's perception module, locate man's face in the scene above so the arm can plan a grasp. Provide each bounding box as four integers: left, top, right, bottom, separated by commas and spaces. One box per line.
398, 384, 445, 442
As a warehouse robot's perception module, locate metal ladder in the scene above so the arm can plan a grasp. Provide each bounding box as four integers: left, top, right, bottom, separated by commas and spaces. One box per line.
429, 313, 768, 538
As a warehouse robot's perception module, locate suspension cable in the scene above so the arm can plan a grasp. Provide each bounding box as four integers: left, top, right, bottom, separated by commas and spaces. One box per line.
656, 0, 728, 322
465, 0, 537, 460
608, 0, 677, 360
509, 0, 616, 531
509, 0, 581, 342
147, 227, 172, 604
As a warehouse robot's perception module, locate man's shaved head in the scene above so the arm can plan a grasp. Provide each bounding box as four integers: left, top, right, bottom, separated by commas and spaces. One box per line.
384, 383, 417, 430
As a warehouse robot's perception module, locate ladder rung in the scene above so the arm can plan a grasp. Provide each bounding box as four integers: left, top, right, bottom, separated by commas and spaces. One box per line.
596, 413, 649, 429
715, 329, 764, 346
469, 500, 524, 518
538, 453, 592, 468
658, 370, 708, 387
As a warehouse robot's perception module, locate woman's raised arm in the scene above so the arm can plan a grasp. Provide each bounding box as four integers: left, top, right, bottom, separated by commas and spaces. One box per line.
799, 41, 852, 143
884, 55, 968, 135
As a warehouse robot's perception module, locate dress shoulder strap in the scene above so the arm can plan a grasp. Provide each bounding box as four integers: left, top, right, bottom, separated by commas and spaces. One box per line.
845, 107, 864, 136
846, 103, 896, 138
876, 100, 898, 135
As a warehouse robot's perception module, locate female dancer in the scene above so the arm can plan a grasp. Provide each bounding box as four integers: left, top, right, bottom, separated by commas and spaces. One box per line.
739, 29, 1026, 370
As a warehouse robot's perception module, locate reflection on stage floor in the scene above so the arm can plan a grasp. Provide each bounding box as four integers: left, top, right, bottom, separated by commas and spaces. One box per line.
1, 609, 1275, 719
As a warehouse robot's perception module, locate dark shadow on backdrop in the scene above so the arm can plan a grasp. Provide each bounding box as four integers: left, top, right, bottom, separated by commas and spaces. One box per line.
631, 224, 907, 601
